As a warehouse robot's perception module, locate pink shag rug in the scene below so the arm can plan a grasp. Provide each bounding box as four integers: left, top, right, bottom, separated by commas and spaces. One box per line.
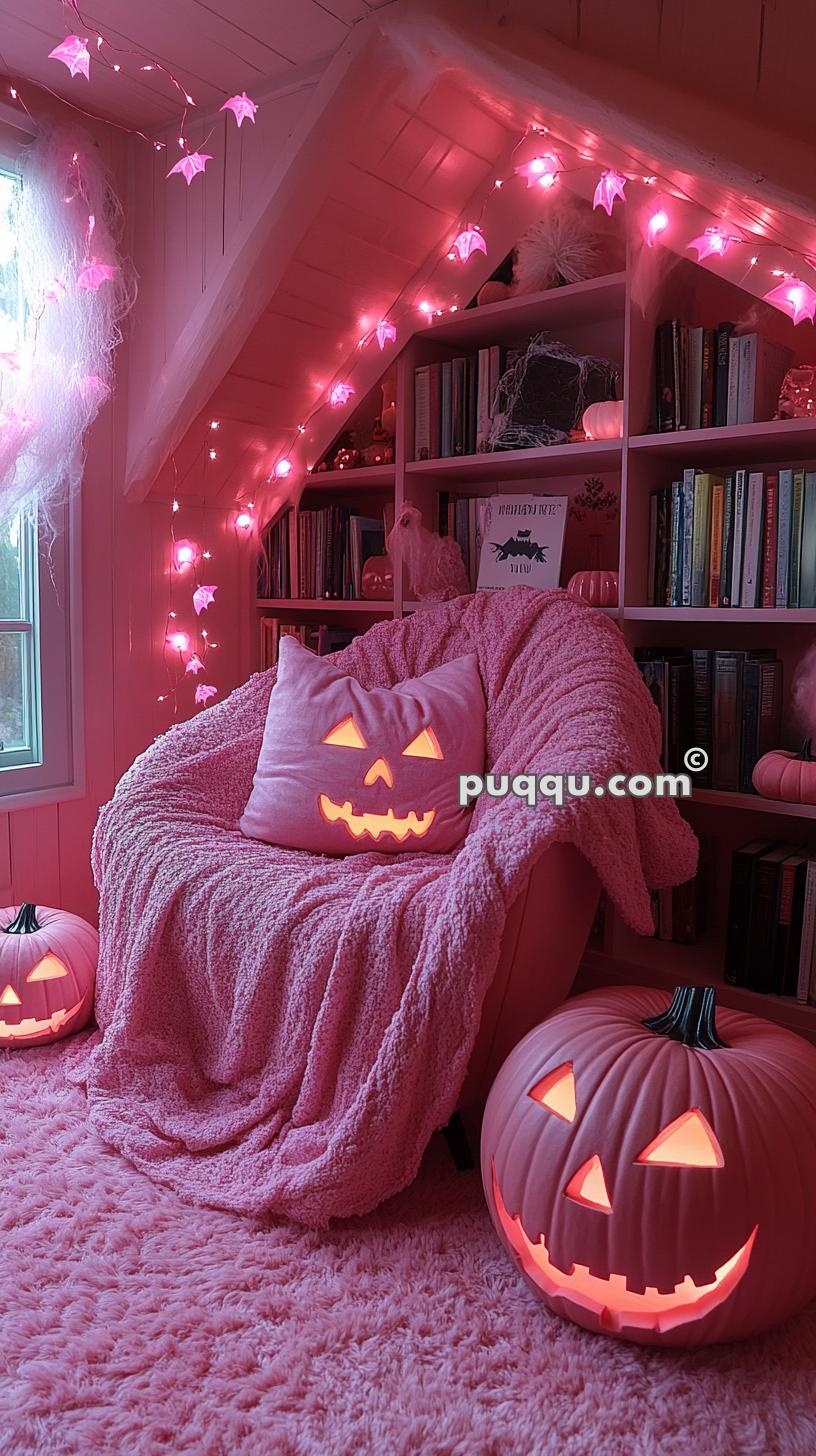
3, 1040, 816, 1456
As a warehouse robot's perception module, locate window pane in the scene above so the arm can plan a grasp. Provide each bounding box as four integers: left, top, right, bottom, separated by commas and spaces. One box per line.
0, 631, 26, 750
0, 169, 21, 356
0, 513, 22, 618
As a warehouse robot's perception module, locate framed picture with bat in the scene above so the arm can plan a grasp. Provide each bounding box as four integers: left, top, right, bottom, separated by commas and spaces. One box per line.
476, 493, 568, 592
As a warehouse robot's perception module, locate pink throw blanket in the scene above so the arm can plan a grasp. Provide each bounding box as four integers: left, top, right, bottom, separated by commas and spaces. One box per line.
77, 588, 697, 1224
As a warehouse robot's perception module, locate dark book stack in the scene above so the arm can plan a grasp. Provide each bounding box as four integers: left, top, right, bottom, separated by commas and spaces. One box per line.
437, 493, 489, 590
635, 647, 782, 792
654, 321, 793, 432
647, 466, 816, 609
257, 512, 291, 599
414, 347, 508, 460
648, 836, 712, 944
725, 841, 816, 1000
297, 508, 385, 599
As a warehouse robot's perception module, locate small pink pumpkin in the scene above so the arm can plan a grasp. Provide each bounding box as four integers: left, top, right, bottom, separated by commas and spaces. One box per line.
482, 984, 816, 1346
0, 903, 97, 1048
752, 739, 816, 805
361, 554, 394, 601
582, 400, 624, 440
567, 569, 618, 608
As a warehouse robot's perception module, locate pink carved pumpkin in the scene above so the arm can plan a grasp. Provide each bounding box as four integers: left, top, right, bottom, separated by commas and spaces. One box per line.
581, 400, 624, 440
481, 984, 816, 1346
567, 569, 618, 608
0, 903, 97, 1048
753, 739, 816, 805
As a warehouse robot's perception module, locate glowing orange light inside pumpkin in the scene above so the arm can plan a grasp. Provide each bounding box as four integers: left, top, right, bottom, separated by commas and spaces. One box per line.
364, 757, 394, 788
26, 954, 69, 982
565, 1153, 612, 1213
528, 1062, 576, 1122
636, 1108, 724, 1169
402, 727, 444, 760
0, 983, 22, 1006
322, 716, 368, 750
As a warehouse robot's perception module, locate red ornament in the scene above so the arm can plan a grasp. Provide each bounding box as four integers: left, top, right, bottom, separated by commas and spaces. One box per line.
482, 984, 816, 1346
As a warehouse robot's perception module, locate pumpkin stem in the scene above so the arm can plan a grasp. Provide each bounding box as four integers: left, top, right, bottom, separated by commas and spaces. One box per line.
800, 738, 813, 762
3, 902, 41, 935
642, 985, 729, 1050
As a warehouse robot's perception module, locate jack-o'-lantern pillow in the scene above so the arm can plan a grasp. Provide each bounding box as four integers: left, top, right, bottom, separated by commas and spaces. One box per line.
240, 636, 486, 855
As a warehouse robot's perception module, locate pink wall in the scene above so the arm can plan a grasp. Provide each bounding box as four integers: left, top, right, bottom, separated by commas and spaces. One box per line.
0, 112, 254, 924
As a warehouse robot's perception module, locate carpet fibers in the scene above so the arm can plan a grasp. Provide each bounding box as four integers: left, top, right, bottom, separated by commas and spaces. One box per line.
2, 1039, 815, 1456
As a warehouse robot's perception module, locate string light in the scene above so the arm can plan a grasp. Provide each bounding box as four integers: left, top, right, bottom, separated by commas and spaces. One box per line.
646, 207, 669, 245
209, 419, 220, 430
687, 227, 732, 261
329, 382, 354, 406
274, 458, 293, 479
763, 277, 816, 325
208, 447, 217, 460
235, 510, 253, 530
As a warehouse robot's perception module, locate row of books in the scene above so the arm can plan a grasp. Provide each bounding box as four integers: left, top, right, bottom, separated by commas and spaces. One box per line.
260, 508, 388, 601
647, 467, 816, 609
648, 838, 711, 943
414, 349, 508, 460
635, 647, 781, 792
726, 840, 816, 1001
654, 321, 792, 432
259, 618, 358, 671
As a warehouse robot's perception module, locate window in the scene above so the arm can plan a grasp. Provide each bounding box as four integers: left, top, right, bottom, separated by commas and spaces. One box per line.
0, 161, 81, 805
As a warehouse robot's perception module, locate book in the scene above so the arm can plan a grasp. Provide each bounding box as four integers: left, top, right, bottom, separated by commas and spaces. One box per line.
476, 348, 491, 451
451, 357, 466, 455
708, 477, 724, 607
739, 472, 765, 608
713, 651, 743, 790
719, 473, 735, 606
775, 469, 793, 608
669, 481, 683, 606
687, 326, 703, 430
655, 321, 676, 431
725, 839, 778, 984
737, 334, 795, 424
414, 366, 430, 461
477, 494, 568, 592
672, 320, 683, 430
800, 472, 816, 608
797, 860, 816, 1003
714, 322, 734, 427
691, 472, 715, 607
775, 851, 809, 997
789, 469, 805, 606
428, 362, 442, 460
731, 468, 748, 607
726, 334, 740, 425
701, 327, 716, 427
681, 469, 695, 606
441, 361, 452, 457
760, 473, 778, 607
691, 649, 713, 787
746, 843, 797, 992
736, 334, 758, 425
647, 493, 658, 608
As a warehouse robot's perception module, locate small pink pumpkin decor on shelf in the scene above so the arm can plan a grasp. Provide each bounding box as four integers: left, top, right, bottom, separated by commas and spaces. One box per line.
567, 568, 618, 608
581, 400, 624, 440
481, 984, 816, 1347
0, 903, 97, 1048
753, 740, 816, 805
361, 554, 394, 601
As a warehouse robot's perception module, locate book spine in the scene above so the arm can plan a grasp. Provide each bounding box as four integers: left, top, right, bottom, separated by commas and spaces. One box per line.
714, 322, 734, 427
669, 482, 683, 606
441, 362, 452, 458
726, 334, 740, 426
797, 863, 816, 1003
672, 321, 684, 429
747, 857, 781, 992
701, 328, 716, 428
713, 652, 742, 790
776, 469, 793, 607
451, 358, 465, 455
708, 479, 724, 607
731, 469, 747, 606
428, 363, 442, 461
739, 662, 760, 793
690, 474, 713, 608
655, 322, 675, 431
656, 488, 670, 605
688, 327, 703, 429
414, 366, 430, 461
476, 349, 491, 451
737, 334, 757, 424
740, 473, 765, 608
719, 474, 735, 606
681, 469, 695, 607
724, 845, 759, 985
789, 469, 805, 607
760, 474, 778, 607
691, 649, 713, 788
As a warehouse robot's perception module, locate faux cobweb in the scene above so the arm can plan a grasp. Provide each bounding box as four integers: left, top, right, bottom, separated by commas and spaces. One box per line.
488, 334, 620, 451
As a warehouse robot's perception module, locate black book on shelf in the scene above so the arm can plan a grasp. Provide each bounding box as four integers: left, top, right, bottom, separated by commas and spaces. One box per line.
775, 850, 811, 998
745, 843, 798, 993
714, 322, 735, 427
724, 839, 778, 985
655, 322, 676, 432
712, 651, 744, 791
691, 649, 713, 788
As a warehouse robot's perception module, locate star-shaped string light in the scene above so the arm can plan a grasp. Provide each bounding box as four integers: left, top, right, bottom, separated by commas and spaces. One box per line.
687, 228, 731, 261
329, 382, 354, 406
193, 584, 217, 615
448, 227, 487, 262
763, 277, 816, 325
195, 683, 218, 706
375, 320, 397, 350
514, 153, 560, 189
185, 654, 205, 675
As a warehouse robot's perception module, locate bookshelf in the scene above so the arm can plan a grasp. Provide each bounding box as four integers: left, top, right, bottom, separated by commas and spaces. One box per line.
256, 250, 816, 1042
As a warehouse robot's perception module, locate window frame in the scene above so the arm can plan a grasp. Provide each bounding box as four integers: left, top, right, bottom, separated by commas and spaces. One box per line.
0, 135, 85, 811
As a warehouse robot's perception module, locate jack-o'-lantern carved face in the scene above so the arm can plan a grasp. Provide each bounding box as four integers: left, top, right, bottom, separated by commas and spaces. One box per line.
239, 637, 486, 856
318, 713, 445, 843
481, 985, 816, 1347
0, 904, 98, 1048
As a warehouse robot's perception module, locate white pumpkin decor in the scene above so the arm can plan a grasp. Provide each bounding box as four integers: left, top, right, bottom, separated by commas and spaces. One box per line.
582, 400, 624, 441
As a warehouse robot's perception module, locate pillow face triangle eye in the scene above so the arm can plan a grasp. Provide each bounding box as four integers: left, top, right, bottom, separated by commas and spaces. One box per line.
402, 727, 443, 760
322, 716, 368, 749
